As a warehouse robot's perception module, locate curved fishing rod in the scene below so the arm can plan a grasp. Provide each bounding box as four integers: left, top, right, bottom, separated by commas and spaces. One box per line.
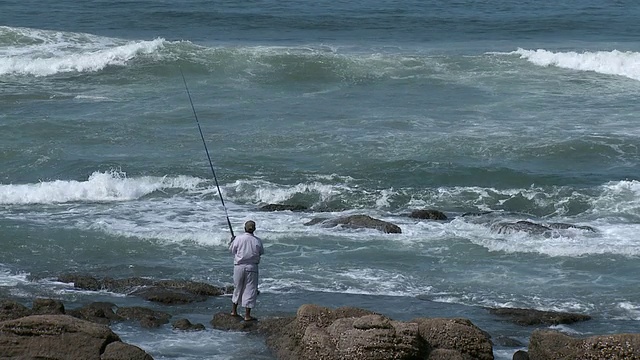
179, 68, 235, 239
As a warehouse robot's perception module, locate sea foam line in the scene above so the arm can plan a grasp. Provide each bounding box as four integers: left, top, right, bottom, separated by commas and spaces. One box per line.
0, 170, 202, 205
510, 48, 640, 81
0, 26, 165, 76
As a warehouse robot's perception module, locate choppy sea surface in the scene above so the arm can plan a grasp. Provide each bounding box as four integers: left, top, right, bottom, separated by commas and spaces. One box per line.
2, 1, 640, 358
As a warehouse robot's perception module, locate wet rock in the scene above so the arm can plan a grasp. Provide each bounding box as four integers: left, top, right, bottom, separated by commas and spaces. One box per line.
260, 204, 308, 212
323, 215, 402, 234
172, 318, 206, 331
56, 274, 227, 303
103, 276, 154, 293
304, 217, 329, 226
68, 302, 123, 325
409, 209, 448, 220
154, 279, 225, 296
548, 222, 597, 232
488, 307, 591, 326
493, 335, 524, 347
116, 306, 171, 328
58, 273, 102, 291
131, 286, 208, 304
490, 220, 551, 235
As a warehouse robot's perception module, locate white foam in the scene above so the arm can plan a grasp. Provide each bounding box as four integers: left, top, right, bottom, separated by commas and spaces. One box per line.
511, 48, 640, 81
0, 170, 203, 204
0, 268, 29, 287
617, 302, 640, 320
0, 26, 165, 76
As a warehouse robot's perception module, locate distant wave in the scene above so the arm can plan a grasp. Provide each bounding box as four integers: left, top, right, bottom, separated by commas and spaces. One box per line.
0, 26, 165, 76
511, 48, 640, 81
0, 170, 203, 204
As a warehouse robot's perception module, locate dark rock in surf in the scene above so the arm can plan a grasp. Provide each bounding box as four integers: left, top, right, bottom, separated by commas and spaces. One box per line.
548, 222, 597, 232
461, 211, 495, 217
116, 306, 171, 328
490, 221, 551, 235
154, 279, 225, 296
131, 286, 208, 304
490, 220, 598, 236
323, 214, 402, 234
172, 318, 206, 331
304, 217, 329, 226
67, 302, 123, 325
487, 307, 591, 326
103, 276, 155, 293
57, 274, 226, 303
58, 273, 102, 291
409, 209, 448, 220
260, 203, 308, 212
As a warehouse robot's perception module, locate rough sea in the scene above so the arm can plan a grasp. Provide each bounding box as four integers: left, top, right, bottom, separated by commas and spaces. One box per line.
2, 1, 640, 359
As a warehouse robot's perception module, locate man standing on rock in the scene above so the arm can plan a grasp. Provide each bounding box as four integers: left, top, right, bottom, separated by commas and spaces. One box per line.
229, 220, 264, 321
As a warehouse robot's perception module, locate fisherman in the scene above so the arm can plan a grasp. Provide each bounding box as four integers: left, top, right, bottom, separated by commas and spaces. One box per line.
229, 220, 264, 321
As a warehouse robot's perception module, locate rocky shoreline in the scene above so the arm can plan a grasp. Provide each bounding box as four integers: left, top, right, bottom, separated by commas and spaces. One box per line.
1, 274, 639, 359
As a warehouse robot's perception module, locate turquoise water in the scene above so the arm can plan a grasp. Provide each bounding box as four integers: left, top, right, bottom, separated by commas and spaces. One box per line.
2, 1, 640, 358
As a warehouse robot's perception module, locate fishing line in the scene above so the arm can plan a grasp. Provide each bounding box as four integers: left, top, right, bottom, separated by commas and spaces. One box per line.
179, 68, 235, 238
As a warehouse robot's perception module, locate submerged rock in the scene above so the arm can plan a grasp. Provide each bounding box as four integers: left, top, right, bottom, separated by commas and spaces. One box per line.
260, 203, 308, 212
488, 307, 591, 326
408, 209, 448, 220
322, 214, 402, 234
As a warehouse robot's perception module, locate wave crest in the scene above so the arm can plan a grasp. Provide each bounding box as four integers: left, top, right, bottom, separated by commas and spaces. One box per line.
0, 26, 165, 76
0, 170, 202, 204
512, 48, 640, 81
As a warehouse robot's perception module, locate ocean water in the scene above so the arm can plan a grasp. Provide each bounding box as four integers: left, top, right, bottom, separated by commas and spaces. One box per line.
2, 1, 640, 358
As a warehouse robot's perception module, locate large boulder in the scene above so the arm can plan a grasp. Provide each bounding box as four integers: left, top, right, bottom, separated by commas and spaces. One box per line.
528, 329, 640, 359
259, 304, 493, 360
412, 317, 493, 360
0, 314, 153, 359
0, 299, 32, 321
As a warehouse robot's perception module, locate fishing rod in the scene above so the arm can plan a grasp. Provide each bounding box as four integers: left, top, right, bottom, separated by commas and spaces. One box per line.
179, 68, 235, 239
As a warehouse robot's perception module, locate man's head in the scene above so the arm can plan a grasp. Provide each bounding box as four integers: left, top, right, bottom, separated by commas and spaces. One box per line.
244, 220, 256, 233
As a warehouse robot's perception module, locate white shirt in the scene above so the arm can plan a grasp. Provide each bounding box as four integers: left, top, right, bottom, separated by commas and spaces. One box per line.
230, 232, 264, 265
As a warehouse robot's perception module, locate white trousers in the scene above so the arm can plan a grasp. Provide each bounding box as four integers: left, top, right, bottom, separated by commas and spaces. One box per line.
232, 264, 259, 308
